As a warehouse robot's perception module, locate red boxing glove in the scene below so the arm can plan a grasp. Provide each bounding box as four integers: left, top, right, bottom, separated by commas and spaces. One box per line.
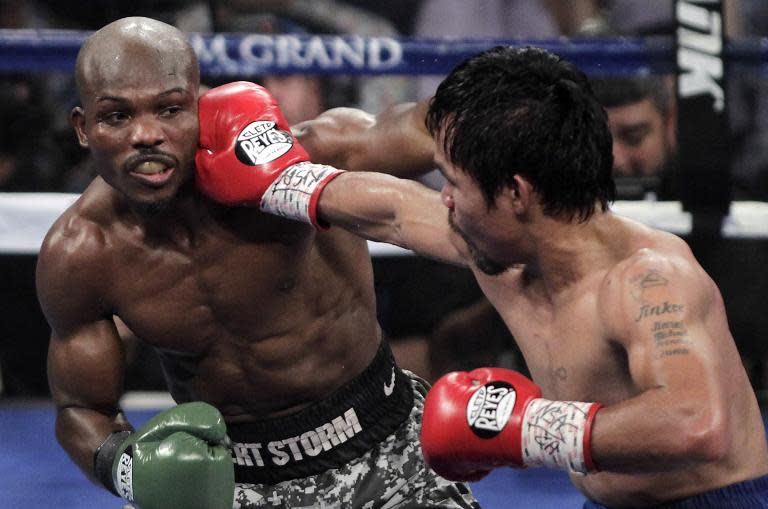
420, 368, 601, 482
196, 81, 343, 228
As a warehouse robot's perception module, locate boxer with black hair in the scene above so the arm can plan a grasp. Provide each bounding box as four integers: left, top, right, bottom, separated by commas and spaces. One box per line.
202, 45, 768, 508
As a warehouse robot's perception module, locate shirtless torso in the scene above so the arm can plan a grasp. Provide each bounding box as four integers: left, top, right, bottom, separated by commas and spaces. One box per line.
308, 44, 768, 507
41, 177, 379, 422
38, 17, 485, 509
475, 214, 768, 507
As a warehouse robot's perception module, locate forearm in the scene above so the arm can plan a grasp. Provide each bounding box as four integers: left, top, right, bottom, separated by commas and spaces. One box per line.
56, 405, 131, 481
318, 172, 407, 245
318, 172, 463, 264
590, 388, 727, 472
60, 399, 235, 506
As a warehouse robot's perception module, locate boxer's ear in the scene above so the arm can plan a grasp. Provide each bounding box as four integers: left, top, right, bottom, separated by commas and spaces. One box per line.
70, 107, 88, 148
507, 174, 532, 215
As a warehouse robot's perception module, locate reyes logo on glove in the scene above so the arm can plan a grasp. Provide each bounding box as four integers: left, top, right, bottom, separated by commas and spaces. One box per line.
115, 448, 134, 502
235, 121, 295, 166
466, 381, 517, 438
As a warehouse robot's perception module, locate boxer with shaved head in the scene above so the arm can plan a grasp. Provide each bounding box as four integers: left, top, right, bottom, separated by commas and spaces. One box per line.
37, 16, 479, 509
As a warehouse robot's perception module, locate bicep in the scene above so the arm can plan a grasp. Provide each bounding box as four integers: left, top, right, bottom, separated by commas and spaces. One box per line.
47, 320, 127, 411
349, 100, 435, 178
297, 100, 435, 177
589, 261, 730, 470
619, 263, 722, 398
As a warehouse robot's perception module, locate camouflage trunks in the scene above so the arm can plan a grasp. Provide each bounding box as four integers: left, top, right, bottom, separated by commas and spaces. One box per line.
229, 343, 480, 508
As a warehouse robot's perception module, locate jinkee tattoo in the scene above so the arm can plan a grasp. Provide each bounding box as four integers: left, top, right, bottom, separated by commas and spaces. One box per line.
629, 270, 690, 357
635, 301, 685, 322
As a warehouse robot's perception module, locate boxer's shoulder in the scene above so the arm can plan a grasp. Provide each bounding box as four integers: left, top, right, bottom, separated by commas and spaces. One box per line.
41, 198, 117, 267
600, 234, 699, 294
37, 184, 119, 313
596, 243, 713, 343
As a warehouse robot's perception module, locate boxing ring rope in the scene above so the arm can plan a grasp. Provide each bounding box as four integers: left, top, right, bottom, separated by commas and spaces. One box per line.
0, 30, 671, 75
2, 29, 768, 76
2, 193, 768, 257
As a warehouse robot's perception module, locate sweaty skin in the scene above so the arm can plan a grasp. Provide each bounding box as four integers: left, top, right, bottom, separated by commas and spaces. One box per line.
314, 111, 768, 507
37, 17, 434, 481
484, 219, 766, 507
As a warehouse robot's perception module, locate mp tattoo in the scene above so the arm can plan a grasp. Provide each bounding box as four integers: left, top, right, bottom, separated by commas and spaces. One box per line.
630, 269, 668, 301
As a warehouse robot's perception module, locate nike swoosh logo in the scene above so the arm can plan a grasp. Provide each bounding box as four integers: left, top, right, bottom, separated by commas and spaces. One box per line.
383, 368, 396, 397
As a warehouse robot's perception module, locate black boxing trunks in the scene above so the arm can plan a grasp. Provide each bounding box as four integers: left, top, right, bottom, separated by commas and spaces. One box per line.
232, 369, 481, 508
583, 474, 768, 508
228, 340, 414, 485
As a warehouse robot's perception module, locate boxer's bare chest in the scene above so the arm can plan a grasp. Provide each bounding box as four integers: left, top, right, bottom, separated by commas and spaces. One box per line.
492, 275, 636, 404
103, 213, 342, 352
100, 214, 379, 410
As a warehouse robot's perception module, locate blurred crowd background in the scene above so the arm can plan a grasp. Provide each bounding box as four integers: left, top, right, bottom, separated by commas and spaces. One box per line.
2, 0, 768, 404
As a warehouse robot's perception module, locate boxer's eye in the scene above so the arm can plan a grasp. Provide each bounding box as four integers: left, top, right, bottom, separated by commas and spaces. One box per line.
101, 112, 129, 126
159, 105, 182, 118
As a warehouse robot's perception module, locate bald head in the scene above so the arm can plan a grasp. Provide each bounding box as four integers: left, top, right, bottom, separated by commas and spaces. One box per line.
75, 17, 199, 102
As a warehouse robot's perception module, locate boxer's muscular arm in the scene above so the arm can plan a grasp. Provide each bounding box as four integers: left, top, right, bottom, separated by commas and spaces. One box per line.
591, 253, 730, 472
195, 85, 463, 262
47, 323, 130, 479
318, 172, 468, 266
293, 100, 436, 177
36, 218, 131, 480
294, 99, 456, 253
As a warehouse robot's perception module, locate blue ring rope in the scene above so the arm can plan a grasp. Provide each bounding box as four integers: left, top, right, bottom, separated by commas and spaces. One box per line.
0, 29, 766, 76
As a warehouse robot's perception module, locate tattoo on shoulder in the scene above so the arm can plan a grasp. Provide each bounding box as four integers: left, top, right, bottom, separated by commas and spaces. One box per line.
635, 301, 684, 322
651, 320, 692, 359
630, 269, 668, 301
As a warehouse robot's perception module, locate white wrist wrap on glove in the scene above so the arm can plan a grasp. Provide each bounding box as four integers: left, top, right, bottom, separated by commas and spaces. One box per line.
260, 161, 344, 228
521, 398, 599, 474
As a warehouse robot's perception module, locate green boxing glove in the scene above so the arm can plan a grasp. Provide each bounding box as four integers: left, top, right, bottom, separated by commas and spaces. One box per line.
94, 402, 235, 509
